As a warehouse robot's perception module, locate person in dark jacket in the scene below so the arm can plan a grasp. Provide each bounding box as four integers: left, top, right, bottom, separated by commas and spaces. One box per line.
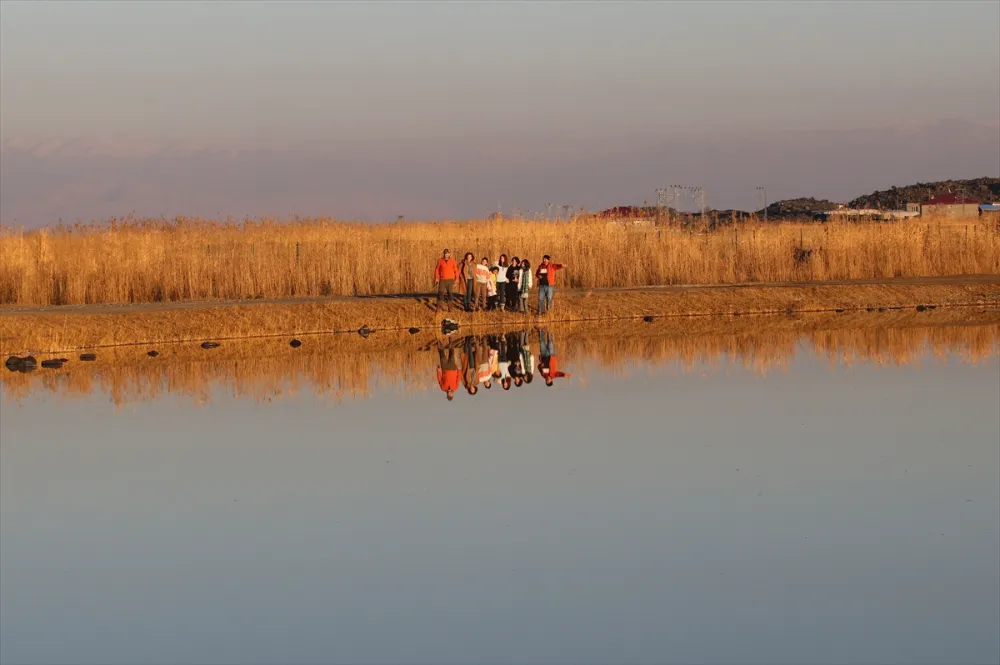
505, 257, 521, 312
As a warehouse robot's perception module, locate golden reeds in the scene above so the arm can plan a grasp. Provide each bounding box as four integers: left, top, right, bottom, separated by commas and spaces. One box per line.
1, 216, 997, 306
3, 312, 997, 408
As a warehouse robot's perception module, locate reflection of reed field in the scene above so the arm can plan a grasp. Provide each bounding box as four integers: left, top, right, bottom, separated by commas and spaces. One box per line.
4, 309, 997, 408
2, 217, 998, 306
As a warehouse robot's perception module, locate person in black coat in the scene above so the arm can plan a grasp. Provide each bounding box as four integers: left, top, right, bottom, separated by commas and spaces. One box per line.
505, 257, 522, 312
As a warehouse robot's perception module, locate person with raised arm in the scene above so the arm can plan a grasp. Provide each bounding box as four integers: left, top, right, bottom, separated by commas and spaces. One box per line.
535, 255, 566, 315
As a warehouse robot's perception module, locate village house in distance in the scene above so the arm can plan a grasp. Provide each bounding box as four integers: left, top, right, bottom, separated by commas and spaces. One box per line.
906, 193, 984, 218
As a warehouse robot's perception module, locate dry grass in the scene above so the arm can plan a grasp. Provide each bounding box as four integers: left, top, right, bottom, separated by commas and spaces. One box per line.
1, 215, 997, 306
3, 310, 997, 408
3, 281, 998, 354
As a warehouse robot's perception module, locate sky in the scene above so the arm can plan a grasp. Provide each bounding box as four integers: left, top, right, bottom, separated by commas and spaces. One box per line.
1, 0, 999, 224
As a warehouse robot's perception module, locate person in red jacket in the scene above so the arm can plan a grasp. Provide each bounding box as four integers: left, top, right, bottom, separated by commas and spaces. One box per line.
436, 338, 460, 401
535, 254, 566, 315
433, 248, 459, 314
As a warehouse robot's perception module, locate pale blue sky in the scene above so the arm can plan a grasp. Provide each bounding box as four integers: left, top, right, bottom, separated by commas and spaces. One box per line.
1, 0, 998, 222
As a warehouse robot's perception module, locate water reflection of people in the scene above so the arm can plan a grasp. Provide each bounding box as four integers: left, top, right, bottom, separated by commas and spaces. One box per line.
441, 331, 557, 399
436, 339, 460, 401
462, 335, 479, 395
520, 330, 534, 384
502, 333, 519, 389
477, 336, 494, 390
538, 329, 570, 387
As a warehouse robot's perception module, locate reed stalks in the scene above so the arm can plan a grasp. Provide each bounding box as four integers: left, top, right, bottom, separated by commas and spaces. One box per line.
1, 216, 997, 306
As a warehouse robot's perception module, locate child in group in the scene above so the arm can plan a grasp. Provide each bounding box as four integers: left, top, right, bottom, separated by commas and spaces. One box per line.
486, 266, 499, 310
518, 259, 533, 313
473, 257, 491, 311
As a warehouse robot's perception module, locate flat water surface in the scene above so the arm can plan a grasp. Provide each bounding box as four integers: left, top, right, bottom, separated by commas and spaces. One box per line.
2, 320, 999, 664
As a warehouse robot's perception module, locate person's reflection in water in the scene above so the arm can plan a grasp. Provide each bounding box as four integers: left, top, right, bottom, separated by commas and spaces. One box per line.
538, 328, 571, 387
487, 335, 501, 382
461, 335, 479, 395
477, 335, 493, 390
436, 338, 460, 401
520, 330, 535, 384
505, 332, 522, 388
497, 334, 513, 390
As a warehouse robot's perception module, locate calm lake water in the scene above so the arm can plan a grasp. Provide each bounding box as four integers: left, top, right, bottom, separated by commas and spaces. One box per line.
2, 320, 999, 665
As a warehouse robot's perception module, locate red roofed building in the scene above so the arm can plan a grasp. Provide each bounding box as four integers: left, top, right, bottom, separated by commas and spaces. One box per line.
596, 206, 661, 219
907, 193, 980, 218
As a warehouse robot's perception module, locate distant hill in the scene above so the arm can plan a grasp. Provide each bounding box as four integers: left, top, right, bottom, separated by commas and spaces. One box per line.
600, 178, 1000, 222
762, 197, 839, 218
847, 177, 1000, 210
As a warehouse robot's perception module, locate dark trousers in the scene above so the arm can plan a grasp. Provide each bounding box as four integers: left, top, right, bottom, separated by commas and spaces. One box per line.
436, 281, 454, 311
464, 279, 474, 311
505, 282, 519, 310
438, 347, 457, 370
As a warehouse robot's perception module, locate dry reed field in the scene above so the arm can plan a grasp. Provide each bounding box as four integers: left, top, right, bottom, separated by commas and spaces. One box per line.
3, 280, 998, 354
1, 215, 998, 306
3, 311, 997, 408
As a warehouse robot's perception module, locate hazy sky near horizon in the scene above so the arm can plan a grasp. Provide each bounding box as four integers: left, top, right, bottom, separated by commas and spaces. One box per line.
1, 0, 998, 223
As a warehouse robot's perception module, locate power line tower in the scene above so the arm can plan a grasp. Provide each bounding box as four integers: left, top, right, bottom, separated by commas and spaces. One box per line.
756, 186, 768, 220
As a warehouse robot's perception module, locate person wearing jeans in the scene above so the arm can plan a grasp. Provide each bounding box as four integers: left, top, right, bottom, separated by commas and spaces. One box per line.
538, 328, 555, 359
535, 254, 565, 315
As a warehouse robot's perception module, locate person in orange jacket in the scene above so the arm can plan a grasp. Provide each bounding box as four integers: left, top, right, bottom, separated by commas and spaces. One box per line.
436, 338, 460, 401
535, 254, 566, 315
433, 248, 459, 314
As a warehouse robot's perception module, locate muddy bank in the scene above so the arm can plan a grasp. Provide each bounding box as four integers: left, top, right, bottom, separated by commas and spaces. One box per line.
2, 279, 998, 354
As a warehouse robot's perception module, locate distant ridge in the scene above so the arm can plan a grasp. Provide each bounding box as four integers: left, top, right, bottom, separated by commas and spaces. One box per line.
751, 178, 999, 219
847, 177, 1000, 210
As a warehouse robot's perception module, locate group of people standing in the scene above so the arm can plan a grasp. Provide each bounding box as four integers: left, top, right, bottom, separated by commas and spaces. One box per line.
435, 330, 571, 401
433, 249, 566, 315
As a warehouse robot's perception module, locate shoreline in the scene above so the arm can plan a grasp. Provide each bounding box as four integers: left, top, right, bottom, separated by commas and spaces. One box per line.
2, 278, 999, 354
3, 273, 998, 317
